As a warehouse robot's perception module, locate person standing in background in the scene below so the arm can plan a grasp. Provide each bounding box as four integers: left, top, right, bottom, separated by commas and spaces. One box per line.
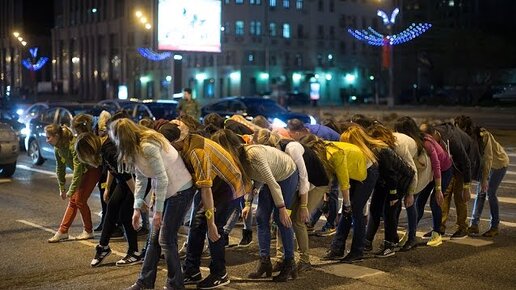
178, 88, 200, 120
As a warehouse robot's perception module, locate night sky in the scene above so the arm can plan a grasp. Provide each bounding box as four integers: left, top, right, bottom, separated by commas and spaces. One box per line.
23, 0, 53, 35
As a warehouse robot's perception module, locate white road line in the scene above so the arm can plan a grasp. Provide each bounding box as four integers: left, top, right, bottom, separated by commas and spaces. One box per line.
16, 164, 73, 177
0, 179, 11, 184
421, 209, 516, 228
506, 170, 516, 175
471, 194, 516, 205
507, 153, 516, 158
502, 180, 516, 185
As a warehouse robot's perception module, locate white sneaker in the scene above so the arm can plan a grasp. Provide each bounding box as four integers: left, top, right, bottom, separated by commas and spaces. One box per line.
48, 231, 69, 243
75, 231, 94, 240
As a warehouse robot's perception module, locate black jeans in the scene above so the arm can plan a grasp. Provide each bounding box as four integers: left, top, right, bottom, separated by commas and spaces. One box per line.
184, 183, 236, 277
365, 186, 401, 244
99, 180, 138, 253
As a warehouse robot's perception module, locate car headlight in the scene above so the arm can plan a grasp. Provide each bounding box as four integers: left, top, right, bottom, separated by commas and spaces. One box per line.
272, 118, 287, 128
309, 115, 317, 125
16, 109, 24, 115
21, 127, 30, 136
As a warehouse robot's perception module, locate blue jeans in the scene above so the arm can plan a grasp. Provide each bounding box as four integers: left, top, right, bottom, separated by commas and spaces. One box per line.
410, 167, 453, 236
223, 196, 253, 234
310, 178, 339, 228
256, 171, 299, 259
471, 167, 507, 228
331, 165, 378, 255
184, 183, 236, 277
137, 186, 195, 289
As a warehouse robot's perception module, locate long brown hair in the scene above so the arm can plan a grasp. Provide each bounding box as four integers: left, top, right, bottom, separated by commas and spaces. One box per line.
72, 113, 94, 135
109, 118, 169, 172
44, 123, 73, 148
298, 134, 335, 178
210, 129, 251, 186
75, 132, 102, 168
340, 126, 387, 164
368, 123, 396, 150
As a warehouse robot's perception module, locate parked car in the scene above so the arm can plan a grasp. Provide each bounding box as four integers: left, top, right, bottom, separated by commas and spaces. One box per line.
142, 99, 178, 120
0, 123, 19, 177
493, 87, 516, 101
0, 110, 27, 147
25, 104, 95, 166
16, 102, 50, 126
201, 97, 316, 127
96, 99, 154, 121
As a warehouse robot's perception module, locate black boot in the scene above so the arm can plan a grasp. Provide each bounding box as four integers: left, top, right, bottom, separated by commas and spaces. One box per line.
238, 229, 253, 247
248, 256, 272, 279
272, 258, 297, 282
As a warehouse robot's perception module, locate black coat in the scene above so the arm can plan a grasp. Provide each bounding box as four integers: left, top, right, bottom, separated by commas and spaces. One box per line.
374, 147, 415, 200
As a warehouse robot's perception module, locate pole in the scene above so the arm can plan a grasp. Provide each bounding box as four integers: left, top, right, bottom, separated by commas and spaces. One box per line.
214, 53, 219, 99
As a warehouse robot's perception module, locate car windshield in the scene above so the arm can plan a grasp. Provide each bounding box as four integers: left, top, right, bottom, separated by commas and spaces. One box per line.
242, 99, 287, 115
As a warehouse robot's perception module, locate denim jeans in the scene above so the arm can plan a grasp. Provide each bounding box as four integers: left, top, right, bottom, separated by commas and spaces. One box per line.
471, 167, 507, 228
365, 186, 401, 244
184, 183, 236, 277
223, 196, 253, 234
310, 178, 339, 228
137, 186, 195, 289
256, 171, 299, 260
331, 165, 379, 255
412, 167, 453, 235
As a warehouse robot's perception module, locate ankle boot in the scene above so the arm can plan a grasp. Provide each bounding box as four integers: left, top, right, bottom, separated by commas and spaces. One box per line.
272, 258, 297, 282
248, 256, 272, 279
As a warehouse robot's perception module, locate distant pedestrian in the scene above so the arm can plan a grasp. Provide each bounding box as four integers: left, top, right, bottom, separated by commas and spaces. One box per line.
178, 88, 200, 120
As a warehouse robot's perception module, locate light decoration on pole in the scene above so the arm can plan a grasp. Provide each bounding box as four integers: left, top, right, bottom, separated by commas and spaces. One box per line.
137, 47, 172, 61
21, 47, 49, 71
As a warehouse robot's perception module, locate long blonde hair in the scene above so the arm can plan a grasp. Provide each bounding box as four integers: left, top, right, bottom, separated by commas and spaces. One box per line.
44, 123, 73, 148
253, 128, 282, 148
109, 118, 169, 172
340, 126, 387, 164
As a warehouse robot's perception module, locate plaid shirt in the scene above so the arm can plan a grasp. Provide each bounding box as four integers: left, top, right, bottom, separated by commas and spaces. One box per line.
183, 134, 248, 199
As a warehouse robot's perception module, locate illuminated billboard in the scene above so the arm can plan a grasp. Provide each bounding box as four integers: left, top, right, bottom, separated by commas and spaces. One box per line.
157, 0, 221, 52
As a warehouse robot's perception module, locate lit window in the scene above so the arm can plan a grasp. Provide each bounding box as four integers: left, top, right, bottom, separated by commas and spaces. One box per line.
269, 23, 277, 36
283, 23, 291, 38
236, 0, 244, 4
250, 21, 262, 35
250, 0, 262, 4
270, 0, 277, 7
296, 0, 303, 9
235, 21, 244, 35
248, 53, 255, 63
283, 0, 290, 8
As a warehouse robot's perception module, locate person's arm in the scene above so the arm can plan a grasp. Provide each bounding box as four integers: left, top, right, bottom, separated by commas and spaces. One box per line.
103, 171, 114, 202
330, 150, 350, 204
141, 143, 169, 214
423, 139, 443, 205
285, 142, 309, 196
66, 145, 86, 197
200, 187, 220, 242
481, 131, 493, 191
54, 149, 67, 195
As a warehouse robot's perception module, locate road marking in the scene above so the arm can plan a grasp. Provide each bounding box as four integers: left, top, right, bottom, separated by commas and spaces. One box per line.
0, 178, 11, 184
16, 164, 73, 177
471, 194, 516, 205
502, 180, 516, 185
507, 170, 516, 175
446, 238, 494, 247
420, 209, 516, 228
507, 153, 516, 158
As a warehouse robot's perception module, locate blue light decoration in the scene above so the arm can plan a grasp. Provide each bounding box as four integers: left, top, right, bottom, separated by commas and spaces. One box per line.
348, 8, 431, 46
21, 47, 49, 71
137, 47, 172, 61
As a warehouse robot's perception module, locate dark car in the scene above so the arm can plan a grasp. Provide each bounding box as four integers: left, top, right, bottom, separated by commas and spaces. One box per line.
201, 97, 316, 127
0, 123, 19, 177
0, 110, 26, 148
25, 104, 96, 166
96, 99, 154, 122
142, 99, 178, 120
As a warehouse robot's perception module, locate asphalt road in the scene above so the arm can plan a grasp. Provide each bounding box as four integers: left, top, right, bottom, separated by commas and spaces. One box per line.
1, 108, 515, 290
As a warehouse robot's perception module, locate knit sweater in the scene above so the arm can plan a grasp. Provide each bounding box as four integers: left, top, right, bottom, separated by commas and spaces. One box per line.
54, 136, 86, 197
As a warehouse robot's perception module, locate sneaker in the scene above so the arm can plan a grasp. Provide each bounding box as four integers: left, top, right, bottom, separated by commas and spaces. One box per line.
238, 229, 253, 247
125, 282, 145, 290
321, 249, 345, 260
340, 252, 364, 264
450, 229, 468, 240
398, 232, 408, 247
111, 227, 125, 240
179, 242, 188, 259
91, 245, 112, 267
93, 224, 103, 232
197, 273, 230, 289
296, 260, 312, 273
427, 231, 443, 247
482, 227, 499, 237
75, 231, 94, 240
468, 224, 480, 235
422, 230, 433, 239
116, 252, 142, 266
48, 231, 68, 243
364, 239, 373, 252
183, 272, 202, 285
306, 224, 315, 236
315, 226, 336, 237
375, 242, 396, 258
400, 237, 418, 252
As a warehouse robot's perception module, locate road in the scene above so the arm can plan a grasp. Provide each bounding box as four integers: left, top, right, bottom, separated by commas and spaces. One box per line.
1, 112, 516, 289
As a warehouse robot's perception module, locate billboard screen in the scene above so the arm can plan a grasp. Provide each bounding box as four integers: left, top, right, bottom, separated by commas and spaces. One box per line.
157, 0, 221, 52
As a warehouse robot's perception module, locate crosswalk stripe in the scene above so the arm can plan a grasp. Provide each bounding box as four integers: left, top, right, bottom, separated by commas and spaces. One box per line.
17, 164, 73, 177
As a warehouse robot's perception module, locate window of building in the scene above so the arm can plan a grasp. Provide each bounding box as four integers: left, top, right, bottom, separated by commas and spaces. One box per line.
269, 23, 277, 36
224, 0, 230, 3
329, 26, 335, 40
318, 0, 323, 11
224, 22, 230, 34
362, 16, 367, 28
270, 55, 277, 65
318, 25, 324, 39
235, 21, 245, 35
296, 0, 303, 9
248, 52, 255, 63
236, 0, 243, 4
270, 0, 277, 7
283, 23, 291, 38
283, 0, 290, 8
329, 0, 334, 12
250, 21, 262, 35
297, 24, 304, 39
284, 52, 290, 66
250, 0, 262, 4
317, 54, 323, 66
295, 53, 303, 67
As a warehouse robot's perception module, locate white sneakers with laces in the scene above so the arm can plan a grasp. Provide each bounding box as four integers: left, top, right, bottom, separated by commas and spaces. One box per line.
48, 231, 69, 243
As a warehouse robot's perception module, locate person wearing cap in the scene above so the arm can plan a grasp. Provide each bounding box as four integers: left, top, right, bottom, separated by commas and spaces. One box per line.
159, 120, 249, 289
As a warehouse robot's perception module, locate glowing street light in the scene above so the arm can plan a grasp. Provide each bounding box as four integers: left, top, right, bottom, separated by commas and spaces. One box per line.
135, 10, 143, 18
21, 41, 27, 46
145, 23, 152, 30
13, 32, 20, 38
